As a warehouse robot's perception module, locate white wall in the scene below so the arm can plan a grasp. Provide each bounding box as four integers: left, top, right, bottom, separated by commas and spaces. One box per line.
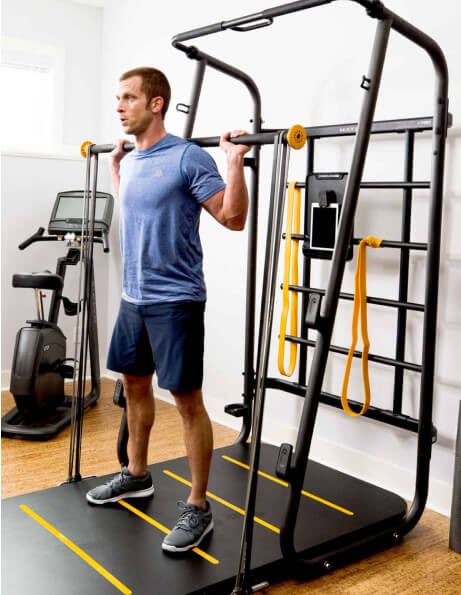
2, 0, 104, 148
1, 0, 112, 383
2, 0, 460, 517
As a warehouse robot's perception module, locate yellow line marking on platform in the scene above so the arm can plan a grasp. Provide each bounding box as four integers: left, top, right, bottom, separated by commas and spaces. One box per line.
221, 455, 354, 516
20, 505, 132, 594
119, 500, 219, 565
163, 469, 280, 534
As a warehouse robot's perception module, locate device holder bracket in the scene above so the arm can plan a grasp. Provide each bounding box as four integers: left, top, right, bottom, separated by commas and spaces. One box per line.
305, 293, 323, 329
303, 172, 353, 261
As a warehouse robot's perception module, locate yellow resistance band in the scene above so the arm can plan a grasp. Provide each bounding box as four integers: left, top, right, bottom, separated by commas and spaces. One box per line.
278, 181, 301, 376
341, 236, 383, 416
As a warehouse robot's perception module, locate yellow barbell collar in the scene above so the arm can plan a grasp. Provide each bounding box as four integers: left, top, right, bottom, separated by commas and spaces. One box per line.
80, 140, 93, 159
286, 125, 307, 150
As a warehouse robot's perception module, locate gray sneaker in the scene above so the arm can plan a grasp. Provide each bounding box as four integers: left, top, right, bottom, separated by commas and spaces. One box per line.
86, 467, 154, 505
162, 501, 213, 552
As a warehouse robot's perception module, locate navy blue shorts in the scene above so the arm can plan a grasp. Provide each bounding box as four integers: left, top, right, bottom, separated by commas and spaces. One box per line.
107, 299, 205, 392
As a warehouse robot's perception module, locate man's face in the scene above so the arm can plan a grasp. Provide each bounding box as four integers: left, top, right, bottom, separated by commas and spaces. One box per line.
116, 76, 154, 136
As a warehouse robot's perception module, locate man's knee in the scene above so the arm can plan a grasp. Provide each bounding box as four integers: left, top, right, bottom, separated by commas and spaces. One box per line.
123, 374, 153, 398
172, 389, 205, 420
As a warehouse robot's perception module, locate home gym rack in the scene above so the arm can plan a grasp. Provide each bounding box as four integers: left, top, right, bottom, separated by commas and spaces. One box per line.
172, 0, 450, 590
2, 1, 451, 594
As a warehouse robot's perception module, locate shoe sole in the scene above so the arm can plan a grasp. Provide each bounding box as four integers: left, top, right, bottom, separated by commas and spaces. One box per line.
86, 485, 155, 505
161, 520, 214, 553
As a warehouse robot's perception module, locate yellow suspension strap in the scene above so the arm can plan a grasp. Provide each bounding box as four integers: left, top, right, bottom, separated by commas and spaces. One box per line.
278, 181, 302, 376
341, 236, 383, 416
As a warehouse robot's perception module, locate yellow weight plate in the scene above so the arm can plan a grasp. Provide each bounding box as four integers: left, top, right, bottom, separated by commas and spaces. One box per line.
80, 140, 93, 159
286, 125, 307, 150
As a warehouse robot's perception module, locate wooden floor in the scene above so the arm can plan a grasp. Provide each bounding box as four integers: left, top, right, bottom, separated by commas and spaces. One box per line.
2, 378, 460, 593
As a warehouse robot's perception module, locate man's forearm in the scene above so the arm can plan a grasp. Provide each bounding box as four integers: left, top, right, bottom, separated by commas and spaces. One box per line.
222, 155, 249, 230
111, 163, 121, 199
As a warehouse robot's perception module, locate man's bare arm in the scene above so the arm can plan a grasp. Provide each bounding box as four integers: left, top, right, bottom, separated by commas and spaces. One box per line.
201, 130, 251, 231
110, 139, 129, 198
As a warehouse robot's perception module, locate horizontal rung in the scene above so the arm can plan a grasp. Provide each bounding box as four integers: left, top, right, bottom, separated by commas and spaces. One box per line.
291, 181, 430, 189
285, 335, 422, 372
356, 238, 427, 250
287, 285, 424, 312
360, 181, 430, 189
264, 377, 436, 438
287, 233, 427, 251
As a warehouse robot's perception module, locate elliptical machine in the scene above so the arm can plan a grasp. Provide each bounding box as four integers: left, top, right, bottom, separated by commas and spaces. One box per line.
2, 189, 114, 441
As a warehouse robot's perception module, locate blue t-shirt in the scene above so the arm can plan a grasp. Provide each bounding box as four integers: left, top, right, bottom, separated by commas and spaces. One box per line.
119, 133, 226, 304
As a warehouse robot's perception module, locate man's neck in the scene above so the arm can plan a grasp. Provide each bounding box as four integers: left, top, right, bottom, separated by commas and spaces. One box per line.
135, 123, 168, 151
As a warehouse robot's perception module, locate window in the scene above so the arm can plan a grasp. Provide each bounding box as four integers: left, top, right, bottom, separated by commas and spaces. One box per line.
1, 62, 56, 152
1, 38, 64, 154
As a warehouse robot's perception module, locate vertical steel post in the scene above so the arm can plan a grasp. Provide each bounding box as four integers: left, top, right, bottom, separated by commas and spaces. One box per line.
298, 137, 315, 386
74, 153, 99, 479
281, 16, 393, 560
233, 135, 289, 594
393, 130, 414, 414
87, 266, 101, 399
238, 126, 261, 443
68, 149, 92, 481
183, 59, 207, 139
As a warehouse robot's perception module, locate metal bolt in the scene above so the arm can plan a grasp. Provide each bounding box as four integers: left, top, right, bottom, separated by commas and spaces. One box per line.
324, 561, 332, 571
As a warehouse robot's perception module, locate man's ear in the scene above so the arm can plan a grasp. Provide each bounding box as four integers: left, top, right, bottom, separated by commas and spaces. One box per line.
150, 96, 164, 115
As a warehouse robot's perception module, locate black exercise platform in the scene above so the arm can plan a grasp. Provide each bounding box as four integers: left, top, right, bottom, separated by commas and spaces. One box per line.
2, 442, 406, 595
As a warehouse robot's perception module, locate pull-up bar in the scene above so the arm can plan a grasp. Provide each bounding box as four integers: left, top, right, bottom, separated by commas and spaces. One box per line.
172, 0, 383, 46
172, 0, 447, 74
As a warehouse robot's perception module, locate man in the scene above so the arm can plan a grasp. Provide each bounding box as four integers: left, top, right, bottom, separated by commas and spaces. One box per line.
86, 66, 251, 554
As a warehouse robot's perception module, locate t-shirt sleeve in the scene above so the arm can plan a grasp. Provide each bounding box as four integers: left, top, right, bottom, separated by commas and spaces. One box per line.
180, 143, 226, 204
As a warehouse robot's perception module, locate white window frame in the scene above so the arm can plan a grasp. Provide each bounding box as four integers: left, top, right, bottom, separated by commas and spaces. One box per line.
1, 37, 66, 157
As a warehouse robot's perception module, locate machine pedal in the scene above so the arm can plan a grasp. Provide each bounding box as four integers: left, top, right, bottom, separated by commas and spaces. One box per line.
276, 443, 292, 479
225, 403, 249, 417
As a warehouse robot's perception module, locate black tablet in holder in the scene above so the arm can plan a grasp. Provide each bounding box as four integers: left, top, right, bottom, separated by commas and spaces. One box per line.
303, 172, 353, 261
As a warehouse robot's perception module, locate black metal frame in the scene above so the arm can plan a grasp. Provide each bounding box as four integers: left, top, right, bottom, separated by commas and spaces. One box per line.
83, 1, 449, 589
67, 152, 104, 482
169, 0, 449, 592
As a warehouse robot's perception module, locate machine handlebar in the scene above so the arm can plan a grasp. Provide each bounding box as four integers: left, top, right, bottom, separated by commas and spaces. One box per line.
19, 227, 45, 250
18, 227, 105, 250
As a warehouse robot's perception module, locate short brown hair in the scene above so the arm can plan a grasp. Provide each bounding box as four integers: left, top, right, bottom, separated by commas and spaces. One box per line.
120, 67, 171, 119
